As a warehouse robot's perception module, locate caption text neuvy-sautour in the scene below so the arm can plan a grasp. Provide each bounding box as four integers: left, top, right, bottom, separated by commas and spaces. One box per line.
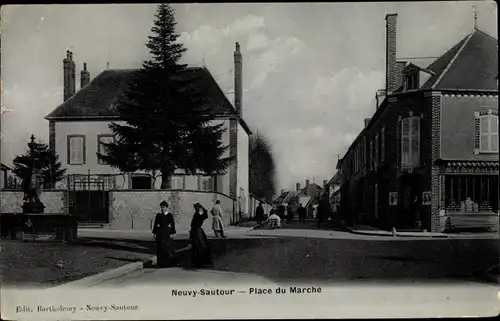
172, 286, 322, 297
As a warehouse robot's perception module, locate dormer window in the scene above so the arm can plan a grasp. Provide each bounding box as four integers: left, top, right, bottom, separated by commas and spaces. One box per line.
404, 73, 419, 91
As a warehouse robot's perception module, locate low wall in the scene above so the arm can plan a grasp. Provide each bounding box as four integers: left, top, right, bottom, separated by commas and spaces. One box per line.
109, 190, 236, 231
0, 190, 66, 214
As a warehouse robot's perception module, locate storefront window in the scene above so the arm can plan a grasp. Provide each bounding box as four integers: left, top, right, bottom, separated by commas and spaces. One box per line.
445, 175, 498, 212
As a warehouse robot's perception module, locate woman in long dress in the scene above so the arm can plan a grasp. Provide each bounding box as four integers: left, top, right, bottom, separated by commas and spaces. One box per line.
211, 200, 226, 238
190, 203, 213, 268
152, 201, 177, 268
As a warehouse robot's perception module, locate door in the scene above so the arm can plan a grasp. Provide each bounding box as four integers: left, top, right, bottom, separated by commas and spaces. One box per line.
70, 190, 109, 222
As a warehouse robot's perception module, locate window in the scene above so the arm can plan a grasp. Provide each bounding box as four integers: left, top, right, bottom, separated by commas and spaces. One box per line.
67, 135, 85, 165
97, 135, 115, 165
199, 176, 214, 191
374, 134, 379, 166
363, 137, 366, 169
404, 73, 419, 90
479, 114, 499, 153
445, 175, 498, 212
369, 140, 373, 170
171, 176, 185, 190
401, 117, 420, 168
381, 127, 385, 162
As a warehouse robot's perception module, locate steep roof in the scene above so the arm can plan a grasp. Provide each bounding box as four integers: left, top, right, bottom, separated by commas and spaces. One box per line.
422, 29, 498, 90
274, 191, 291, 204
274, 190, 300, 204
328, 173, 341, 185
45, 67, 252, 134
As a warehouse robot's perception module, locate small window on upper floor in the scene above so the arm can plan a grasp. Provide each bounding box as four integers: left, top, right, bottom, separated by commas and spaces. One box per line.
67, 135, 85, 165
404, 73, 419, 91
479, 113, 499, 153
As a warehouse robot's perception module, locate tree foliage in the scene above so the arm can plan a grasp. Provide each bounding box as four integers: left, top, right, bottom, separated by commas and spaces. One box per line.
98, 4, 231, 188
12, 136, 66, 188
249, 132, 277, 202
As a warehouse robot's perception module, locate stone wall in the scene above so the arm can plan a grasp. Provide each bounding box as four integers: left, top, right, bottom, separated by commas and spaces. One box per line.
109, 190, 235, 231
0, 190, 66, 214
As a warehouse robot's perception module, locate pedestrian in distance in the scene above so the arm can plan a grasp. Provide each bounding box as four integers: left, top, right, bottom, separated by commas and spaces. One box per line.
190, 203, 213, 268
256, 202, 265, 224
286, 204, 293, 223
152, 201, 178, 268
211, 200, 226, 238
298, 203, 307, 224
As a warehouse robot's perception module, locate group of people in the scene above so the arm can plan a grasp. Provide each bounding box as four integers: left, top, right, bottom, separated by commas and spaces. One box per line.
152, 199, 227, 269
253, 194, 334, 229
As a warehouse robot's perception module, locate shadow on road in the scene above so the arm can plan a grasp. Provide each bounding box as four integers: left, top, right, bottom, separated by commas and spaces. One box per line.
73, 237, 190, 256
182, 237, 500, 284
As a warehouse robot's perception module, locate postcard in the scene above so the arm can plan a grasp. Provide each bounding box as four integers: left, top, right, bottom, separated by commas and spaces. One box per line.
1, 2, 499, 320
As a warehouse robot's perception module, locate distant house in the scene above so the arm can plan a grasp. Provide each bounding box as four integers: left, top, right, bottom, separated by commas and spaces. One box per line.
297, 180, 324, 208
0, 163, 10, 189
338, 14, 498, 232
327, 173, 342, 210
45, 43, 251, 224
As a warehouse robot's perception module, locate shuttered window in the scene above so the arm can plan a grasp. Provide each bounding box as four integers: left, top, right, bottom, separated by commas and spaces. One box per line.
480, 115, 499, 153
401, 117, 420, 167
381, 127, 385, 162
68, 135, 85, 165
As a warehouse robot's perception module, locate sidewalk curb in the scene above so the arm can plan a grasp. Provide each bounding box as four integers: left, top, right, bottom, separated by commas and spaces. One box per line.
344, 227, 449, 238
51, 245, 192, 289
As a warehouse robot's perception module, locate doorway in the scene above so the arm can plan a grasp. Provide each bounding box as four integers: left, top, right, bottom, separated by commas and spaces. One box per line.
399, 174, 423, 229
131, 175, 152, 189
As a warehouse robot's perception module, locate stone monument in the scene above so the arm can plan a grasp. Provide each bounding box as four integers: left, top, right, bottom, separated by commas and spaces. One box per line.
21, 135, 46, 214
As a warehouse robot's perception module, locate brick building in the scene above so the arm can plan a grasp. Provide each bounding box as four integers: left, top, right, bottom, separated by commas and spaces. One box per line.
338, 14, 498, 232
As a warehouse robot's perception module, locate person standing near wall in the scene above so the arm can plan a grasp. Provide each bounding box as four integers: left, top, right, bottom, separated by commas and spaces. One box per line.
190, 203, 213, 268
298, 203, 306, 223
152, 201, 177, 268
256, 202, 265, 224
211, 200, 226, 238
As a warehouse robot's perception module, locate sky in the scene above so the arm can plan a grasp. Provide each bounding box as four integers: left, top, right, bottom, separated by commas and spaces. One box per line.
1, 2, 497, 191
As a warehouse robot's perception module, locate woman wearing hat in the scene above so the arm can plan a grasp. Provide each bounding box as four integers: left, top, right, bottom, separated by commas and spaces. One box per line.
152, 201, 177, 268
189, 203, 212, 268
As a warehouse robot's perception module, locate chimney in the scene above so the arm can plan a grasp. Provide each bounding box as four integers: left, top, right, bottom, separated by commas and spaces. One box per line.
364, 118, 372, 128
306, 179, 310, 187
296, 183, 300, 191
234, 42, 243, 115
63, 50, 76, 101
323, 180, 328, 187
281, 189, 285, 195
385, 14, 398, 94
80, 62, 90, 89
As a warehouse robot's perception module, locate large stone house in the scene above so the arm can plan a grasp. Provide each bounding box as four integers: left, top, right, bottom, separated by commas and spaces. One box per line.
338, 14, 498, 232
45, 43, 251, 224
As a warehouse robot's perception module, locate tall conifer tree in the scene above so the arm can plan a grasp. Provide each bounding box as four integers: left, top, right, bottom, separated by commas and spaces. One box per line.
98, 4, 230, 188
249, 132, 277, 201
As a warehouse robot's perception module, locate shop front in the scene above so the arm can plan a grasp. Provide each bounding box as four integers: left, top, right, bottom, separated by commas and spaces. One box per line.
442, 161, 499, 231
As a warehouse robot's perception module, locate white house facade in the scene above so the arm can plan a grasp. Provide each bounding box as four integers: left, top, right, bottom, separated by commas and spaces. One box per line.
45, 44, 251, 224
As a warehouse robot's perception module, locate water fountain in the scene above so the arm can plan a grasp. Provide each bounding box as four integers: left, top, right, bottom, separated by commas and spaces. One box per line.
1, 135, 77, 241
